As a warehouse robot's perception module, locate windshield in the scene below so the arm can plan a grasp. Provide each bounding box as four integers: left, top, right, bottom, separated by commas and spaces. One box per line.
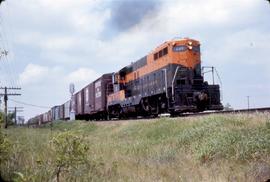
173, 45, 187, 52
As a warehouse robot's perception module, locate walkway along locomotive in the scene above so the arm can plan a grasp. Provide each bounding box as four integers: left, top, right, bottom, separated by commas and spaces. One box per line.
28, 38, 223, 124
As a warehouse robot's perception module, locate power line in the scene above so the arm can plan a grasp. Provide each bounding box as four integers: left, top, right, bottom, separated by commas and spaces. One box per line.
9, 98, 51, 109
0, 2, 20, 88
0, 29, 16, 87
3, 2, 22, 88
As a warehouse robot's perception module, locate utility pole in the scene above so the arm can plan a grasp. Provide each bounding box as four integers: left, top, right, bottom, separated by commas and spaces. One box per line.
15, 107, 17, 124
0, 87, 21, 128
247, 96, 250, 112
4, 87, 8, 128
212, 66, 215, 85
8, 107, 24, 125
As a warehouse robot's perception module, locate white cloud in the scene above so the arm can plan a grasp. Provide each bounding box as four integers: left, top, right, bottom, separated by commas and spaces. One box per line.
66, 68, 100, 86
17, 33, 75, 51
70, 9, 110, 35
3, 0, 270, 120
38, 0, 98, 11
42, 36, 75, 51
19, 64, 49, 85
12, 0, 110, 64
19, 63, 65, 86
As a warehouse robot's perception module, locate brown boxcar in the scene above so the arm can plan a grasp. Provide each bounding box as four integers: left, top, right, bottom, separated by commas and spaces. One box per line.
83, 83, 95, 114
51, 106, 60, 121
75, 89, 84, 116
38, 114, 43, 125
64, 100, 70, 120
46, 112, 50, 123
42, 112, 47, 123
93, 73, 113, 113
43, 111, 51, 123
59, 104, 65, 120
48, 110, 52, 122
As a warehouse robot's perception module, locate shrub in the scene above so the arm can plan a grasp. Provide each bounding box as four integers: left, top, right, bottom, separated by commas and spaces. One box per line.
50, 131, 89, 182
0, 129, 12, 180
266, 121, 270, 129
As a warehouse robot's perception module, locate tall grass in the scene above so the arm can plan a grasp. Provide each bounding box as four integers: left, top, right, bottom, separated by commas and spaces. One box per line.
1, 113, 270, 181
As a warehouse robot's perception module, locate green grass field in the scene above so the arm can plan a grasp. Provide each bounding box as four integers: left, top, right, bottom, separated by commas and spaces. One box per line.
1, 113, 270, 182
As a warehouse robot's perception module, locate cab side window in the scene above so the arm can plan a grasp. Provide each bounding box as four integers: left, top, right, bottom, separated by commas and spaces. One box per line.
154, 47, 168, 61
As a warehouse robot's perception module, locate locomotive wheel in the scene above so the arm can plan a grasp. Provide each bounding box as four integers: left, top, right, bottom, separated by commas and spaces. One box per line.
151, 102, 159, 116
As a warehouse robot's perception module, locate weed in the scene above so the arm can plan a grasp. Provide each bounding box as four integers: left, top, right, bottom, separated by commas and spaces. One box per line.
1, 113, 270, 181
50, 131, 89, 182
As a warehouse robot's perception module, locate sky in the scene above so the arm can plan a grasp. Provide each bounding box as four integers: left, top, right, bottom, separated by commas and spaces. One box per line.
0, 0, 269, 121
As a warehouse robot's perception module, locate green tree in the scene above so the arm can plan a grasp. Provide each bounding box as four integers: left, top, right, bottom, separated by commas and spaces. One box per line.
0, 111, 15, 128
0, 112, 3, 125
50, 131, 89, 182
0, 129, 12, 180
7, 112, 15, 126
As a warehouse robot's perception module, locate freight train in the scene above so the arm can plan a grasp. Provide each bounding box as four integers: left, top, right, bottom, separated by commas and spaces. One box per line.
28, 38, 223, 125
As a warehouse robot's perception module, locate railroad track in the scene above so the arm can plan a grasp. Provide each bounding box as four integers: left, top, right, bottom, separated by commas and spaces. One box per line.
226, 107, 270, 113
99, 107, 270, 122
26, 107, 270, 127
179, 107, 270, 117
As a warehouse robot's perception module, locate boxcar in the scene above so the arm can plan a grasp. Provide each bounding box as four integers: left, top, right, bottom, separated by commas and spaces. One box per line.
51, 106, 60, 121
92, 73, 113, 119
59, 104, 65, 120
48, 110, 52, 122
64, 100, 70, 120
75, 89, 84, 119
38, 114, 43, 125
42, 112, 48, 123
83, 83, 95, 115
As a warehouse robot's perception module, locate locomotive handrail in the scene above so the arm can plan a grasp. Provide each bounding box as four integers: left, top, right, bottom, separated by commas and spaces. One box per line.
162, 68, 168, 98
214, 67, 223, 100
171, 66, 180, 101
202, 66, 223, 100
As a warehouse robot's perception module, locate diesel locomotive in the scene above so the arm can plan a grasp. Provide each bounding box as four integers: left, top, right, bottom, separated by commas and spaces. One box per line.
28, 38, 223, 124
107, 38, 223, 118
